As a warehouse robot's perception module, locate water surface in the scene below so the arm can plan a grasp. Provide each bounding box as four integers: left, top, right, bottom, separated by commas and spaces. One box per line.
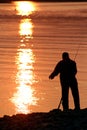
0, 1, 87, 116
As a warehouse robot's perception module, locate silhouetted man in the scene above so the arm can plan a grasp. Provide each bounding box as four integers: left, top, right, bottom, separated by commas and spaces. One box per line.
49, 52, 80, 111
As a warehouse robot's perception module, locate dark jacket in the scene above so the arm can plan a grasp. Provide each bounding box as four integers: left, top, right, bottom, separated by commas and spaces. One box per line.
50, 58, 77, 84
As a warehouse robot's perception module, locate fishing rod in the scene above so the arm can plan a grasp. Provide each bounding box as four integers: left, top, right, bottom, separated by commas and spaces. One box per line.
74, 43, 81, 61
58, 97, 62, 109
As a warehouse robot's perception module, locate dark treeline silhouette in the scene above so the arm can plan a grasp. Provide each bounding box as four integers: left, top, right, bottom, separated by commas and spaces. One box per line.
0, 0, 87, 3
0, 0, 11, 3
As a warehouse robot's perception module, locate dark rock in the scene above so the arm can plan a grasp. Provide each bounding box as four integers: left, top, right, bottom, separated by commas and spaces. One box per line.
0, 108, 87, 130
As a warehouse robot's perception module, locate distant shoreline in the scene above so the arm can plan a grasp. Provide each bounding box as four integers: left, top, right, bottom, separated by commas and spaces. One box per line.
0, 0, 87, 3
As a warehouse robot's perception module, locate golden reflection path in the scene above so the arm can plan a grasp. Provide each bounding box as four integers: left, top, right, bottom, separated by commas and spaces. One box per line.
11, 49, 37, 114
10, 1, 38, 114
19, 19, 33, 43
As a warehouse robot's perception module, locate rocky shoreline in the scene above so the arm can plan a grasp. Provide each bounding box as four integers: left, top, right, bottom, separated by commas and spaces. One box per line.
0, 108, 87, 130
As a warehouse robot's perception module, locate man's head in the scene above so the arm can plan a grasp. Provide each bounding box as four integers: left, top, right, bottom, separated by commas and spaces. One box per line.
62, 52, 69, 60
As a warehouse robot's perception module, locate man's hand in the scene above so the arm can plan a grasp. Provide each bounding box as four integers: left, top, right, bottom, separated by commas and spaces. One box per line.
49, 73, 54, 79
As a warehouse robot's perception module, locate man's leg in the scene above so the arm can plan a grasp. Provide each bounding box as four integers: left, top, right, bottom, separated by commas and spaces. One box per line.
61, 85, 69, 111
70, 79, 80, 110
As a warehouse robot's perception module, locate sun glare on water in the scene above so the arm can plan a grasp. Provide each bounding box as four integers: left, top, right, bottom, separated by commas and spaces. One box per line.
11, 49, 38, 114
11, 85, 36, 114
15, 1, 35, 16
10, 2, 38, 114
19, 19, 33, 43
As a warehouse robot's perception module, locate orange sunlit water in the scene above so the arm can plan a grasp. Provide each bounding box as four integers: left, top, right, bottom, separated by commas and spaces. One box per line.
10, 1, 38, 114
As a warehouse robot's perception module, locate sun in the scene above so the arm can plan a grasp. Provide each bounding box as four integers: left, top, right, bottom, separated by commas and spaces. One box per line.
15, 1, 35, 16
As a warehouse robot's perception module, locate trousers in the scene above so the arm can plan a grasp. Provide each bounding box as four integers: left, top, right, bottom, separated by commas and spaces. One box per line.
60, 78, 80, 110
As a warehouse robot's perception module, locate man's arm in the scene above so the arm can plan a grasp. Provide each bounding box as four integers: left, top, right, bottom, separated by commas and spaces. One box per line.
49, 62, 60, 79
